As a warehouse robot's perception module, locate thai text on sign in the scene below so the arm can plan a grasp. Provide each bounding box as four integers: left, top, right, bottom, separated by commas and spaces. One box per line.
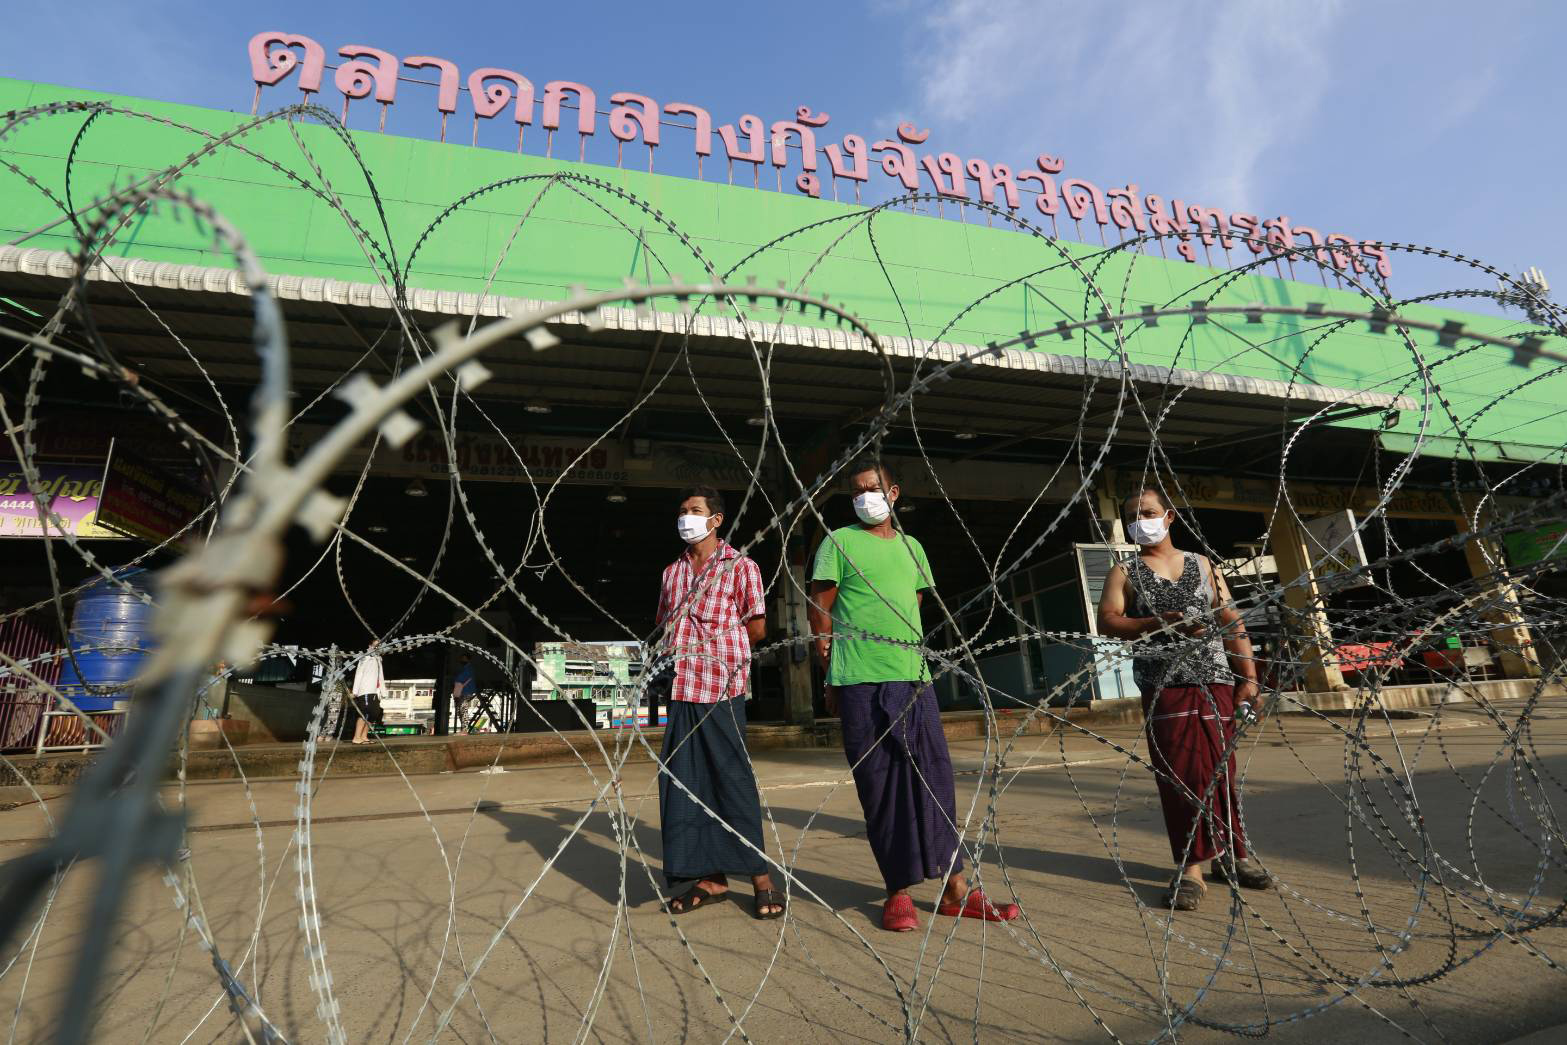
248, 30, 1391, 276
0, 464, 126, 539
96, 444, 206, 543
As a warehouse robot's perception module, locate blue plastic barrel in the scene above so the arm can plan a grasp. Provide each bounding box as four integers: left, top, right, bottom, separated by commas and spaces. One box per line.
56, 569, 157, 711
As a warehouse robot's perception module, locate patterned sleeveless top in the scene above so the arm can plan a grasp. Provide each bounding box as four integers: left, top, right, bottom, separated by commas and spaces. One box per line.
1125, 552, 1231, 694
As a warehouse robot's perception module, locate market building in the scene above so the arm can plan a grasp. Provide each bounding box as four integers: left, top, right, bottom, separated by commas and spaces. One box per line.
1, 46, 1563, 748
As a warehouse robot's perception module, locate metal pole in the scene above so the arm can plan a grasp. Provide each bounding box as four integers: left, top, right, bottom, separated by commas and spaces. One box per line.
434, 652, 450, 736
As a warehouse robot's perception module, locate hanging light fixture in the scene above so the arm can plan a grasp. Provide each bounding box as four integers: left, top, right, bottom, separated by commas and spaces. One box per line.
954, 429, 978, 441
404, 479, 429, 498
605, 485, 628, 504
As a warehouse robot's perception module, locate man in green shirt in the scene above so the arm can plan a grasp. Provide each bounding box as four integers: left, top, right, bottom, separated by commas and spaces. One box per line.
808, 458, 1020, 932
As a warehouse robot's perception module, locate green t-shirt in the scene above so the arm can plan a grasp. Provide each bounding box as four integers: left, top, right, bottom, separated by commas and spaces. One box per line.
811, 526, 934, 685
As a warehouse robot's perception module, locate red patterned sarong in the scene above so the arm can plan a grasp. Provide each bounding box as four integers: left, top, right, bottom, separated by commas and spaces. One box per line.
1142, 683, 1248, 866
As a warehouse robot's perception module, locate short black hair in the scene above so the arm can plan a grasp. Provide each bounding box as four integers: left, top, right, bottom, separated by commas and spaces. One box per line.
680, 485, 725, 517
847, 456, 895, 486
1122, 486, 1173, 522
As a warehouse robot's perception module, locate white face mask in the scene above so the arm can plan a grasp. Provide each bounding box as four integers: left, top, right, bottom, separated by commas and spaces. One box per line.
853, 490, 891, 525
677, 513, 713, 543
1129, 514, 1170, 546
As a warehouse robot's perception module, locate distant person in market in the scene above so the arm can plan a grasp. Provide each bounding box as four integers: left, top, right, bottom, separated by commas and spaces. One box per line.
452, 653, 476, 705
807, 458, 1020, 932
1097, 486, 1270, 911
653, 485, 784, 919
452, 653, 477, 726
348, 640, 388, 746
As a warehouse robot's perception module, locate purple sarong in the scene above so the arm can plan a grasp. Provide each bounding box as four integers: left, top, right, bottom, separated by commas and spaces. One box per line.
837, 681, 963, 892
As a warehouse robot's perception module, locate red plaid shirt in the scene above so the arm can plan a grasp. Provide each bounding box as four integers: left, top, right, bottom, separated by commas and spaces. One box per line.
655, 541, 765, 703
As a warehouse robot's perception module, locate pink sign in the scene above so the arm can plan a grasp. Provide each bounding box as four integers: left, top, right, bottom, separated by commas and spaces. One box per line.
248, 30, 1391, 277
0, 464, 127, 539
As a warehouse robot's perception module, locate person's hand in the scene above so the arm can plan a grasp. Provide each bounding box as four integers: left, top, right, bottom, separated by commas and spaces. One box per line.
1157, 611, 1206, 638
823, 684, 838, 717
814, 637, 831, 668
1235, 676, 1259, 706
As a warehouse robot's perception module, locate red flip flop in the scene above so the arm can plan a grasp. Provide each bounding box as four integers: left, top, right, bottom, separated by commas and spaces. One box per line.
937, 890, 1020, 922
881, 893, 919, 932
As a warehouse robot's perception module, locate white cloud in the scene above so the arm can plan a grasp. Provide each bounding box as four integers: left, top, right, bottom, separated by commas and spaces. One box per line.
1196, 1, 1345, 207
892, 0, 1348, 212
1427, 67, 1497, 134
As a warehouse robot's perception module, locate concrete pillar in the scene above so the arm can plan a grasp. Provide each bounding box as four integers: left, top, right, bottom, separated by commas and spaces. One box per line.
778, 558, 816, 726
768, 424, 846, 726
432, 652, 451, 737
1456, 499, 1541, 679
1269, 509, 1348, 693
1094, 487, 1128, 545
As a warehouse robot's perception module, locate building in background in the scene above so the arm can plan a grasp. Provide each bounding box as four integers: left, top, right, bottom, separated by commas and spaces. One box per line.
385, 678, 437, 728
1, 62, 1561, 740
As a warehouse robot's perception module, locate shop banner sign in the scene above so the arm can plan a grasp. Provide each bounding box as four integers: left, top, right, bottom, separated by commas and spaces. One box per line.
1504, 521, 1567, 567
1108, 471, 1471, 519
292, 424, 789, 489
1302, 509, 1371, 588
396, 430, 626, 483
0, 464, 126, 539
97, 442, 205, 543
290, 424, 629, 484
638, 443, 777, 487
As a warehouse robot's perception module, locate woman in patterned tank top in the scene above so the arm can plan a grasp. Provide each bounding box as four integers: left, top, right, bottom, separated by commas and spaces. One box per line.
1097, 487, 1272, 911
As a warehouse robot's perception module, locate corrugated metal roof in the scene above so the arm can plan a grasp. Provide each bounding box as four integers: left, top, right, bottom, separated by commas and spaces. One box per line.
1379, 432, 1565, 464
0, 245, 1417, 414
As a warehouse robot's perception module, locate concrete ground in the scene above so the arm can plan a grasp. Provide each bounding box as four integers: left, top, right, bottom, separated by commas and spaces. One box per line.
2, 697, 1565, 1043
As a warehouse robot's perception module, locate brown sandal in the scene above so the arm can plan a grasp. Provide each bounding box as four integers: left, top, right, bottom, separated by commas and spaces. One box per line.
667, 886, 730, 916
1211, 858, 1272, 890
1162, 877, 1206, 911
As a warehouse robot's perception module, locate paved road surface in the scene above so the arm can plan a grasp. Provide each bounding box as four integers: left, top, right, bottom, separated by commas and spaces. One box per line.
2, 698, 1564, 1042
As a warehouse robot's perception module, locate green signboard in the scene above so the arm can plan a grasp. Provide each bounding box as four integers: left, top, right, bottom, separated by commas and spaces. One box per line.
1503, 521, 1567, 567
2, 75, 1565, 455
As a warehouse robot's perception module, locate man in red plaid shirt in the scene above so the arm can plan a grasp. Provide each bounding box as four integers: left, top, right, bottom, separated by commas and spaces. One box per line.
654, 485, 784, 919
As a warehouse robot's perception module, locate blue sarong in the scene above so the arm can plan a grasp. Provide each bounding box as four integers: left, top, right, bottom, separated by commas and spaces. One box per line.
837, 681, 963, 892
659, 698, 768, 887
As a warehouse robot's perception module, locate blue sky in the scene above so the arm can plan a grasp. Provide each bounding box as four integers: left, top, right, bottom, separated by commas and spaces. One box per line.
4, 0, 1564, 304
